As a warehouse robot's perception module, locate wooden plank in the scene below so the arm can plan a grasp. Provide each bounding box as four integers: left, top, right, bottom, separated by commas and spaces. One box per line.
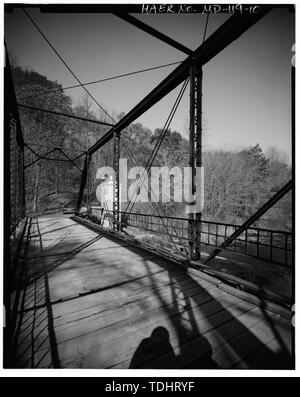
21, 284, 225, 364
180, 306, 292, 369
52, 276, 214, 327
234, 337, 294, 369
127, 300, 293, 369
15, 306, 51, 368
60, 291, 253, 368
56, 289, 244, 366
14, 215, 293, 369
208, 316, 292, 368
219, 282, 291, 320
47, 263, 214, 305
54, 281, 216, 331
122, 304, 261, 369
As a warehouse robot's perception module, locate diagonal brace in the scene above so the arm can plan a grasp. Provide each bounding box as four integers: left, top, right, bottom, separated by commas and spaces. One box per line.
114, 12, 193, 55
203, 180, 293, 265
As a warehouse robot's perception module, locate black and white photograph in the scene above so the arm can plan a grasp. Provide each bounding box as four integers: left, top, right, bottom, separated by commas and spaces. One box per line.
2, 2, 296, 374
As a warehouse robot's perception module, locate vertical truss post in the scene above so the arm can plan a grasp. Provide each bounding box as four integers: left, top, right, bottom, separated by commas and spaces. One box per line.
76, 153, 90, 214
113, 131, 120, 230
188, 58, 203, 260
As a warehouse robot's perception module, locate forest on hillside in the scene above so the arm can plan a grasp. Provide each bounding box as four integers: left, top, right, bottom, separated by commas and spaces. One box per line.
11, 62, 292, 231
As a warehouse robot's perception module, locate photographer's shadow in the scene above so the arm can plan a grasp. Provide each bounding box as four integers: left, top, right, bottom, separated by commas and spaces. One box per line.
129, 326, 218, 369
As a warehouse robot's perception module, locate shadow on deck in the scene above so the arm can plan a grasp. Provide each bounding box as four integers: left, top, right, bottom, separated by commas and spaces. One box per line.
9, 215, 294, 369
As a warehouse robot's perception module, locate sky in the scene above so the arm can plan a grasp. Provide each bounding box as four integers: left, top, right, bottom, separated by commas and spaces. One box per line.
5, 5, 295, 159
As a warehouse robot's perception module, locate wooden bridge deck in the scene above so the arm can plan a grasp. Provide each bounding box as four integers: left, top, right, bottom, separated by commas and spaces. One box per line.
11, 215, 293, 369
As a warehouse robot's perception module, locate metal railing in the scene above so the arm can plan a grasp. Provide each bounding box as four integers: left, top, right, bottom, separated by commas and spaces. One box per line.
87, 208, 292, 267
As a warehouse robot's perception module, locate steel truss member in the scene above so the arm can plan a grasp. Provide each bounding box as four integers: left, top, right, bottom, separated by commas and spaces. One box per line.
188, 58, 203, 260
